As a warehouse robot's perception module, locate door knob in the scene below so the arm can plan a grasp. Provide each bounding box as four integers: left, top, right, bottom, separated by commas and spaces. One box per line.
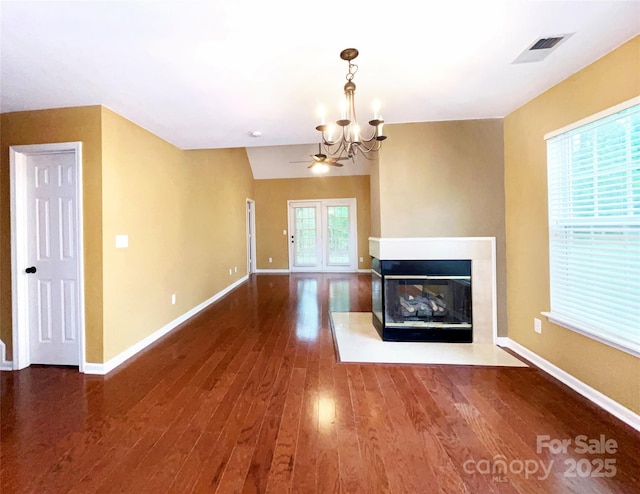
25, 266, 37, 274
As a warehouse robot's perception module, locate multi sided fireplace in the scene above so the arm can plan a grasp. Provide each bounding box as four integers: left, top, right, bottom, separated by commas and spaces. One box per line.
372, 258, 472, 342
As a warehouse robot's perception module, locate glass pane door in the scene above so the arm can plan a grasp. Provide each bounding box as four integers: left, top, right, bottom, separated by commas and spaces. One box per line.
327, 206, 350, 265
290, 202, 322, 270
321, 199, 357, 271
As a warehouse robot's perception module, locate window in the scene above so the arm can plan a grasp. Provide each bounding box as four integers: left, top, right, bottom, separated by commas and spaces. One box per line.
545, 98, 640, 357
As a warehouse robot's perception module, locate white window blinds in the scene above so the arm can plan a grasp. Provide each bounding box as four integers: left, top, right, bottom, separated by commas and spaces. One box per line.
545, 101, 640, 356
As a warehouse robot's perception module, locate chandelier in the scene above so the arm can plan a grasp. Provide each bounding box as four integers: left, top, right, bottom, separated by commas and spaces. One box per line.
315, 48, 387, 162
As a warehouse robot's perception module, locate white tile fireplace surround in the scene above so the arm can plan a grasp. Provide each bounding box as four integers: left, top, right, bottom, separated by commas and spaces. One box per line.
369, 237, 497, 344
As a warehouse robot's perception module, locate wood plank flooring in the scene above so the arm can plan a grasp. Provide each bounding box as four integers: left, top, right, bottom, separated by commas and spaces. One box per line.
1, 273, 639, 493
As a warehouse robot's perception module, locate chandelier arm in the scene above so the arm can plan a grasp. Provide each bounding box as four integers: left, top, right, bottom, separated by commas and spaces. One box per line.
356, 125, 381, 144
320, 138, 348, 159
324, 126, 348, 149
321, 123, 349, 146
356, 149, 380, 161
355, 139, 382, 156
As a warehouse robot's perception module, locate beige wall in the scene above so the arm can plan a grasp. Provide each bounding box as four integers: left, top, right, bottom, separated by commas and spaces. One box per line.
101, 108, 254, 361
0, 105, 254, 364
504, 36, 640, 413
253, 176, 371, 270
0, 106, 104, 361
369, 157, 381, 238
377, 119, 507, 335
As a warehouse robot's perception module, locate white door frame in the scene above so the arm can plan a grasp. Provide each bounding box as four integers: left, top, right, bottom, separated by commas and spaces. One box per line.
246, 198, 256, 274
287, 198, 358, 272
10, 142, 86, 372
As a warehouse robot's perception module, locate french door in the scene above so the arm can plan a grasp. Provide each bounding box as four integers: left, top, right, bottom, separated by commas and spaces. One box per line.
288, 199, 357, 272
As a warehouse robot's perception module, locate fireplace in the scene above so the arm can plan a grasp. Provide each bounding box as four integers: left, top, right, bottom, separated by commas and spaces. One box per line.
369, 237, 497, 345
372, 258, 472, 342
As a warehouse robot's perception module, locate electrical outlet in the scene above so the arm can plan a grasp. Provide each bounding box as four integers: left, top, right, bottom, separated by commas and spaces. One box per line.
283, 230, 287, 235
534, 317, 542, 334
234, 266, 237, 273
269, 257, 273, 263
359, 257, 363, 263
171, 294, 176, 305
229, 268, 232, 275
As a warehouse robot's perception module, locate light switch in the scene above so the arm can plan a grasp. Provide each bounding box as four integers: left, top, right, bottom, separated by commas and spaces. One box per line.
115, 235, 128, 249
283, 230, 287, 235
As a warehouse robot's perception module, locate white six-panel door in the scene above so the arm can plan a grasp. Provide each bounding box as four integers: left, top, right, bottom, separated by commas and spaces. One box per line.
25, 151, 80, 365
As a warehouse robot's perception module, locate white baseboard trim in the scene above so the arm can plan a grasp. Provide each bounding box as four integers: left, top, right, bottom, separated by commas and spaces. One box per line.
84, 276, 249, 376
495, 336, 510, 346
498, 337, 640, 433
255, 269, 290, 273
82, 362, 107, 375
0, 339, 13, 371
357, 269, 372, 273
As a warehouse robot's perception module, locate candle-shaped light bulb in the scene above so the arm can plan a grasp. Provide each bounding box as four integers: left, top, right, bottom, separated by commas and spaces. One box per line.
327, 124, 334, 142
353, 124, 360, 141
373, 99, 380, 120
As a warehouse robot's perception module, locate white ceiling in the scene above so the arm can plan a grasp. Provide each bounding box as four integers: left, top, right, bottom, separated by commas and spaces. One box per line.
1, 1, 639, 179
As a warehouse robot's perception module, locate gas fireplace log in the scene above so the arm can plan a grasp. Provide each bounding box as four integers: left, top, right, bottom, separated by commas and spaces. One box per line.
399, 293, 447, 318
399, 297, 416, 313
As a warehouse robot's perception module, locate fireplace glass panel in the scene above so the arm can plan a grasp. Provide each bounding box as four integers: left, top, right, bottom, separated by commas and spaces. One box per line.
384, 277, 471, 327
372, 270, 383, 323
371, 258, 472, 342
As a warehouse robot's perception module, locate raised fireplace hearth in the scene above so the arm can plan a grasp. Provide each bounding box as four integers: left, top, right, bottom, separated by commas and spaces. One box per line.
369, 237, 497, 344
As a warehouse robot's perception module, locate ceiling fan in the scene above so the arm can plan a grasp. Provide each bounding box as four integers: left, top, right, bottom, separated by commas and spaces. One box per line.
290, 143, 348, 169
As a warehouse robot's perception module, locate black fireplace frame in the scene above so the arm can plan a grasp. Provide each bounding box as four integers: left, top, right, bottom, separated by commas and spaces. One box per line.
372, 258, 473, 343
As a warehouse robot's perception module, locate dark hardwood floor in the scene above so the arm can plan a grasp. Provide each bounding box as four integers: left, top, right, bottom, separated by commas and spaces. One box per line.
1, 273, 639, 493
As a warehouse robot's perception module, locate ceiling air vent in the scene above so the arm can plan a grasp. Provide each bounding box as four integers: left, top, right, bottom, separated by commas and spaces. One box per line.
530, 37, 564, 50
512, 33, 574, 64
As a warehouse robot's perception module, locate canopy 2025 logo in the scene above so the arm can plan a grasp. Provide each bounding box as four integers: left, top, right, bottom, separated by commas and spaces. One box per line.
537, 434, 618, 478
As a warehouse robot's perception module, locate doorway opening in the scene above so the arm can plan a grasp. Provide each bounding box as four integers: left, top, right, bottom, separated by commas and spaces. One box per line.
246, 198, 256, 274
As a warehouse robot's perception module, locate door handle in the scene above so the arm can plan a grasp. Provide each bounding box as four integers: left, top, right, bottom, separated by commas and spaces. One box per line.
25, 266, 37, 274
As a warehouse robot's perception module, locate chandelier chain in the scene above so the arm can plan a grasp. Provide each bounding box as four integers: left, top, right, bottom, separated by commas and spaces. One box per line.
346, 62, 358, 82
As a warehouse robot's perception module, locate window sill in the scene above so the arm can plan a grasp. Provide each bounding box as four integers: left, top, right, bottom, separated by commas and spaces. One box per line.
541, 312, 640, 358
